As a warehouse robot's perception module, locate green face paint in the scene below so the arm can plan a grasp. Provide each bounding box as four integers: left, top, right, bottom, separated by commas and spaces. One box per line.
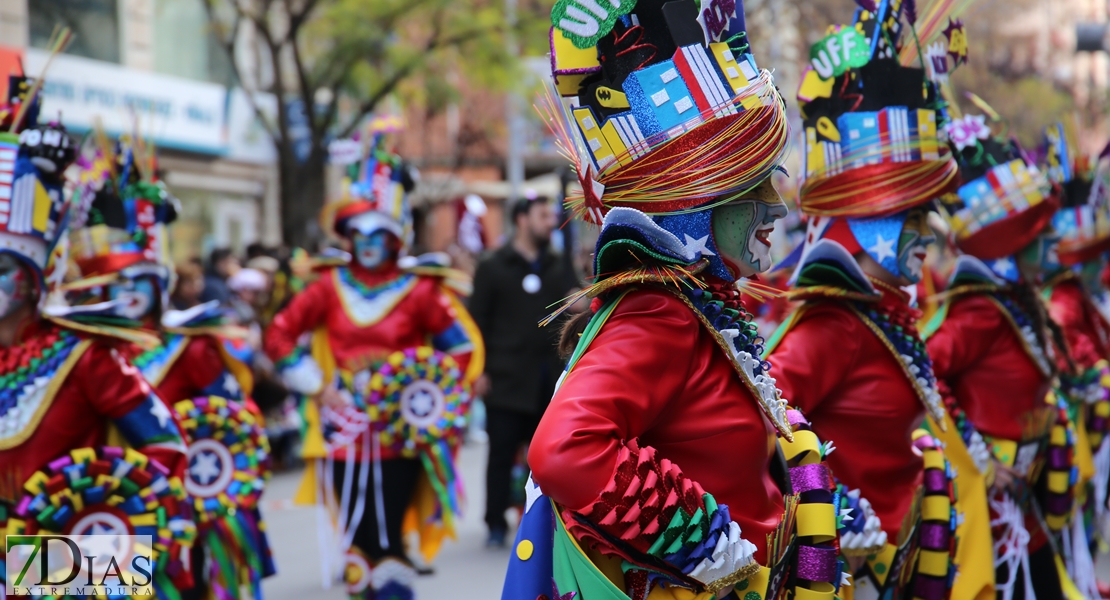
711, 199, 787, 279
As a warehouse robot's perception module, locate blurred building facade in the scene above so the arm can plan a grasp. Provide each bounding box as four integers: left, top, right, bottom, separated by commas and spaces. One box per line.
0, 0, 281, 263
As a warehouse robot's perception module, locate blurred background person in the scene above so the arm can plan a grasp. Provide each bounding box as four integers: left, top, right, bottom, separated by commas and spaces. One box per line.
468, 194, 579, 548
201, 247, 239, 305
172, 258, 206, 310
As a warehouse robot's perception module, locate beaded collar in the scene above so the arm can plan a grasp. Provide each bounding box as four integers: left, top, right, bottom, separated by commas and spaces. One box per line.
850, 279, 946, 425
337, 267, 415, 300
682, 281, 770, 376
131, 334, 188, 385
987, 291, 1053, 377
672, 278, 792, 438
0, 329, 85, 443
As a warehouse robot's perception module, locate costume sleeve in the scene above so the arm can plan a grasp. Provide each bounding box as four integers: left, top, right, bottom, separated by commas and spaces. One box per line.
926, 295, 1004, 383
264, 274, 333, 395
529, 291, 695, 510
414, 277, 475, 375
529, 292, 762, 593
769, 303, 862, 415
160, 336, 231, 403
78, 342, 188, 480
1048, 286, 1100, 370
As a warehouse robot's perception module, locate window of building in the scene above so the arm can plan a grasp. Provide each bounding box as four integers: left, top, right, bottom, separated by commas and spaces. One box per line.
152, 0, 234, 85
30, 0, 121, 64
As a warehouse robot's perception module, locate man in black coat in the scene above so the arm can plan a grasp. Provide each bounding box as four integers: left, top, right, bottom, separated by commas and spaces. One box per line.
469, 196, 579, 547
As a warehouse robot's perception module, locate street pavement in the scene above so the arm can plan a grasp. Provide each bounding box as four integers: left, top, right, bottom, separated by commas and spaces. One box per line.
258, 441, 1110, 600
260, 442, 511, 600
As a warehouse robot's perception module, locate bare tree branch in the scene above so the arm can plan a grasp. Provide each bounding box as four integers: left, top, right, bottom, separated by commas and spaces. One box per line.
203, 0, 282, 143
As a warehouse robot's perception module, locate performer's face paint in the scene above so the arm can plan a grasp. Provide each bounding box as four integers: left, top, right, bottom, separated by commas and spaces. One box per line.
0, 254, 33, 319
711, 180, 788, 279
108, 276, 158, 320
1017, 228, 1062, 276
895, 207, 936, 284
351, 231, 397, 270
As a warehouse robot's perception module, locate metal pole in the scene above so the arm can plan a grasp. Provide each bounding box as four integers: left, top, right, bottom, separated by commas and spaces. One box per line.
505, 0, 525, 207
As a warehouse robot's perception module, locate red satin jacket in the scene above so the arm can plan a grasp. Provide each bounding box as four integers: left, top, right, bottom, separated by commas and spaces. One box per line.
264, 264, 472, 460
528, 288, 784, 566
771, 289, 925, 540
0, 322, 188, 504
1047, 277, 1110, 371
927, 294, 1053, 443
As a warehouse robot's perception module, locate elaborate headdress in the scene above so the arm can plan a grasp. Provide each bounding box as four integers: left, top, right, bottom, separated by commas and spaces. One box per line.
544, 0, 790, 282
64, 132, 179, 307
793, 0, 966, 284
324, 116, 416, 244
933, 107, 1054, 268
1043, 121, 1110, 266
0, 74, 76, 288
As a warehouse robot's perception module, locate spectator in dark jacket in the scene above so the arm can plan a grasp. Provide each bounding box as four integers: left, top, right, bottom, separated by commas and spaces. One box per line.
200, 247, 238, 305
469, 196, 579, 547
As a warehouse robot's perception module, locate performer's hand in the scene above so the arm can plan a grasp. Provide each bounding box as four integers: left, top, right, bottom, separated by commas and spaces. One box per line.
991, 460, 1019, 494
315, 385, 349, 409
474, 373, 491, 398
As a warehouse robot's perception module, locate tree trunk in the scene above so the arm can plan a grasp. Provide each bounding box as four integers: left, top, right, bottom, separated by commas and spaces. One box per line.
278, 149, 328, 249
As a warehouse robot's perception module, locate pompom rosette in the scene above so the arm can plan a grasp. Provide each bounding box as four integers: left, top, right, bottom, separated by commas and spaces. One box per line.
172, 395, 271, 522
364, 346, 471, 456
539, 71, 791, 226
9, 446, 196, 595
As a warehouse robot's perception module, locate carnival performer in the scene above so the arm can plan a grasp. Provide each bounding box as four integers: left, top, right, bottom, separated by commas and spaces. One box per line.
58, 131, 276, 600
500, 4, 846, 599
0, 72, 195, 596
1039, 121, 1110, 598
264, 127, 482, 600
925, 100, 1076, 600
765, 5, 979, 598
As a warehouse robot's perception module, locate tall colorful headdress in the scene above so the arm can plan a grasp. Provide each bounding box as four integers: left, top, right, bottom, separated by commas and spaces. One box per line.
937, 98, 1055, 262
325, 116, 416, 244
65, 132, 179, 306
793, 0, 966, 283
544, 0, 791, 282
1043, 122, 1110, 266
0, 74, 76, 288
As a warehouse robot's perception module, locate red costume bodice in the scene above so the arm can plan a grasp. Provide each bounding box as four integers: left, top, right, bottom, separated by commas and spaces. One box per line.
0, 322, 188, 505
771, 290, 925, 540
528, 288, 784, 565
155, 335, 228, 404
927, 293, 1053, 442
264, 264, 473, 461
1047, 277, 1110, 371
265, 265, 468, 374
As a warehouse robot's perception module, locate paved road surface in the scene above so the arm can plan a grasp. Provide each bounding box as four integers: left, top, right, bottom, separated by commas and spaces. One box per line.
258, 440, 1110, 600
260, 442, 511, 600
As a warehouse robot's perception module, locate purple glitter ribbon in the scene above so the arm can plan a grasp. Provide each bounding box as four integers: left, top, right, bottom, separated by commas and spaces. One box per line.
787, 409, 809, 427
913, 574, 949, 600
918, 522, 950, 551
1048, 446, 1069, 470
795, 545, 838, 582
789, 463, 829, 494
923, 469, 948, 494
913, 435, 937, 452
1045, 492, 1071, 515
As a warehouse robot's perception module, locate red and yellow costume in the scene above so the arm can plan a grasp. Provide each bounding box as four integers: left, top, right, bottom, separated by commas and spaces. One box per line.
0, 89, 194, 596
265, 128, 482, 600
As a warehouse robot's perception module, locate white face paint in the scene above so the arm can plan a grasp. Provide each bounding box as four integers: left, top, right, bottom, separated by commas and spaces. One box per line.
711, 189, 789, 280
108, 277, 157, 320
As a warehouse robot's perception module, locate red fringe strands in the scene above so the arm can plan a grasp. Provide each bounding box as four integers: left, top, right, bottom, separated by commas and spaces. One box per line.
536, 71, 790, 224
799, 132, 959, 217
